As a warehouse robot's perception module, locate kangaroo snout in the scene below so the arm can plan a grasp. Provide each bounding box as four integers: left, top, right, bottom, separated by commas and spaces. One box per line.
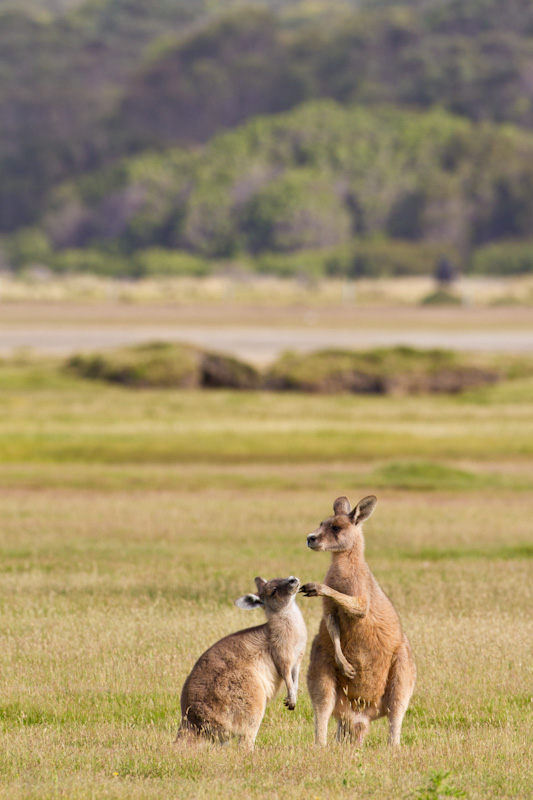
307, 533, 319, 549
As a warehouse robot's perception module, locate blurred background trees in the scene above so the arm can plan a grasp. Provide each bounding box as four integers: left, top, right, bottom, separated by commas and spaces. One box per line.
2, 0, 533, 277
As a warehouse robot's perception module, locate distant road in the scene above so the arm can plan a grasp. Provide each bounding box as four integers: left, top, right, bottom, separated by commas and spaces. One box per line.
1, 325, 533, 365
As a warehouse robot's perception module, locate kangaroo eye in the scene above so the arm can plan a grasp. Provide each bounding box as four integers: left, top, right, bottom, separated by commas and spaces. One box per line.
331, 525, 341, 534
270, 586, 277, 596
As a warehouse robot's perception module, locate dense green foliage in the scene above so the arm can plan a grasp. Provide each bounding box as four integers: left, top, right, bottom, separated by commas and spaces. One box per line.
0, 0, 206, 230
2, 0, 533, 277
34, 102, 533, 265
117, 0, 533, 151
0, 0, 84, 12
471, 240, 533, 276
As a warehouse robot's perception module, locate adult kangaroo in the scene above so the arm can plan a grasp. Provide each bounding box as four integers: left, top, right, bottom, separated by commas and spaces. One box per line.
301, 495, 415, 747
178, 576, 307, 751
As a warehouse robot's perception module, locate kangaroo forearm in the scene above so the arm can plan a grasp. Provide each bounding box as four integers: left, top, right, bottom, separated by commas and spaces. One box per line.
325, 611, 344, 658
324, 611, 356, 679
322, 585, 367, 617
300, 582, 367, 617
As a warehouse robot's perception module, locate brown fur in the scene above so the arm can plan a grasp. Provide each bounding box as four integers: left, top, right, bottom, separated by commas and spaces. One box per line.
177, 576, 307, 751
301, 495, 416, 747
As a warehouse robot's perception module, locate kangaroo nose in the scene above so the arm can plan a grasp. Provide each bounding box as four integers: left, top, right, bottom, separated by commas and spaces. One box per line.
307, 534, 317, 547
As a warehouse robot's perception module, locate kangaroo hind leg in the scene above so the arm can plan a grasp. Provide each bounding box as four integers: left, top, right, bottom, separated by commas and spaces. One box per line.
384, 639, 416, 747
307, 647, 337, 746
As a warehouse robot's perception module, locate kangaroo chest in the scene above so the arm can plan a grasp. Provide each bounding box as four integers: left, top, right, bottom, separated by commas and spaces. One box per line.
322, 571, 400, 703
324, 569, 359, 597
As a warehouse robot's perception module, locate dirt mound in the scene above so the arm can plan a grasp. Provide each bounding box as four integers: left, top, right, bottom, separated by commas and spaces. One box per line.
66, 343, 502, 395
266, 347, 500, 395
65, 342, 260, 390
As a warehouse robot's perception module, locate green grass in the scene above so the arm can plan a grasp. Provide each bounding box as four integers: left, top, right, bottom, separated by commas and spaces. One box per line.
2, 363, 533, 466
0, 362, 532, 798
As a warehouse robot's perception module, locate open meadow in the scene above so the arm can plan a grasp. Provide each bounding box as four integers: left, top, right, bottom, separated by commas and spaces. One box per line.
0, 355, 532, 799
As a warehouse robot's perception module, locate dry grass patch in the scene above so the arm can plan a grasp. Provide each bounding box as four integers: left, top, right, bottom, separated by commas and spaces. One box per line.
2, 274, 533, 309
0, 374, 531, 798
0, 484, 532, 798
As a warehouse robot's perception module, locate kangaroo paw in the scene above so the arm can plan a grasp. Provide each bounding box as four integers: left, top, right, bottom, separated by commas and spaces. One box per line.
337, 658, 356, 680
299, 582, 323, 597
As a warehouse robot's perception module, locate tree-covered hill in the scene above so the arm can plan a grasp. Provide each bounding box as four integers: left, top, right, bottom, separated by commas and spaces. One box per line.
38, 101, 533, 260
0, 0, 84, 12
118, 0, 533, 152
0, 0, 209, 231
2, 0, 533, 278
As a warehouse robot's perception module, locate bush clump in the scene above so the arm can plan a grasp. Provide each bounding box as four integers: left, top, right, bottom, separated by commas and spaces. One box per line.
65, 343, 507, 395
135, 249, 210, 277
470, 240, 533, 275
421, 289, 462, 306
50, 249, 134, 277
66, 342, 200, 388
201, 353, 260, 390
65, 342, 260, 389
266, 346, 500, 395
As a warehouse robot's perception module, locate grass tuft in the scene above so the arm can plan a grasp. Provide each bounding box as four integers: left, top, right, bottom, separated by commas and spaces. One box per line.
413, 769, 468, 799
370, 461, 495, 491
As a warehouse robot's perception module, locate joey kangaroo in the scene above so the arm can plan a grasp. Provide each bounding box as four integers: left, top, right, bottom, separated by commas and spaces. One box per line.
178, 576, 307, 751
301, 495, 415, 747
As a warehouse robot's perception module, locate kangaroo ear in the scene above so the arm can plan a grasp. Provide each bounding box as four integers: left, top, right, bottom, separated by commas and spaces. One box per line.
254, 576, 267, 592
350, 495, 377, 525
235, 594, 264, 610
333, 496, 351, 515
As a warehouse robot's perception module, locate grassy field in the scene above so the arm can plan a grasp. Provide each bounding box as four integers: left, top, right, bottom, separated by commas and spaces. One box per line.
0, 360, 532, 799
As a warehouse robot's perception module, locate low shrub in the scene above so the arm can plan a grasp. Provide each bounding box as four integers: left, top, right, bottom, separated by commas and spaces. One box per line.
49, 249, 134, 277
201, 353, 261, 389
266, 349, 382, 393
3, 228, 53, 270
324, 241, 447, 278
254, 250, 329, 279
420, 288, 462, 305
65, 342, 260, 390
66, 342, 200, 388
134, 248, 210, 277
246, 241, 450, 279
470, 240, 533, 275
266, 346, 499, 395
66, 343, 505, 395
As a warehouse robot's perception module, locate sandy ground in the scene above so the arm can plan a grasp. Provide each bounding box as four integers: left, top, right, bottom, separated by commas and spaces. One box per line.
1, 302, 532, 365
